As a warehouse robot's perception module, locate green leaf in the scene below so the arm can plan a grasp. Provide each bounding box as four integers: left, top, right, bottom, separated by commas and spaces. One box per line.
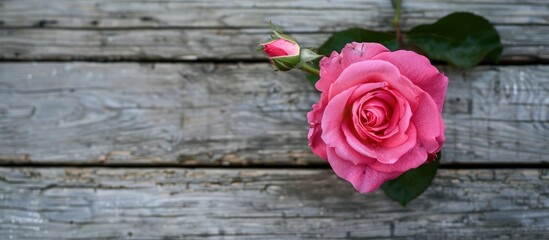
299, 48, 323, 64
318, 28, 398, 56
381, 153, 440, 207
406, 12, 502, 68
308, 28, 398, 85
271, 55, 300, 71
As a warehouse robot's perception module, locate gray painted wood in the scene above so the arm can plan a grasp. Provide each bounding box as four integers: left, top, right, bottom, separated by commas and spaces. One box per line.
1, 63, 547, 165
0, 0, 547, 237
0, 168, 548, 239
1, 0, 548, 29
1, 25, 547, 61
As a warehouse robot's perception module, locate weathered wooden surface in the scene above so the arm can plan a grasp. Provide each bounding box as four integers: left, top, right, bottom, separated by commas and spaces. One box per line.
1, 168, 548, 239
1, 1, 547, 62
1, 0, 548, 29
1, 25, 546, 62
1, 0, 548, 238
1, 63, 548, 165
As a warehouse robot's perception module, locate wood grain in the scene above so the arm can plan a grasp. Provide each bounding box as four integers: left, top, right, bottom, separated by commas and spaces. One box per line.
1, 63, 548, 165
1, 25, 547, 61
1, 0, 548, 29
0, 0, 547, 237
0, 167, 548, 239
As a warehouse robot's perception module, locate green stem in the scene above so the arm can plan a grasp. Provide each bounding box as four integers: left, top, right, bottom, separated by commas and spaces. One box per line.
299, 63, 320, 76
392, 0, 403, 48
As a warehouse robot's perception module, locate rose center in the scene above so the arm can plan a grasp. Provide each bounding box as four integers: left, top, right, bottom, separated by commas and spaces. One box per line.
351, 88, 400, 142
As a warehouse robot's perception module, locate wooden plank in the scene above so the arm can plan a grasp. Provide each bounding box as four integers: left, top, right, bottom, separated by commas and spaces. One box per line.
0, 62, 318, 165
1, 0, 547, 29
443, 65, 549, 163
1, 25, 547, 61
0, 168, 548, 239
0, 63, 548, 165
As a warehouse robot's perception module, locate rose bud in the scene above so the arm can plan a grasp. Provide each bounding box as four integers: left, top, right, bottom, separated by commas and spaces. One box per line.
259, 38, 301, 71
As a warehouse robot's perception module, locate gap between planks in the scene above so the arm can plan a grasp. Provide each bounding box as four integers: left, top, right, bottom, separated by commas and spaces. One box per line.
1, 60, 549, 65
1, 163, 549, 169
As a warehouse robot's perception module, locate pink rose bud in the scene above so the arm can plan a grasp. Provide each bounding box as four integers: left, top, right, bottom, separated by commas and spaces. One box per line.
259, 38, 301, 71
262, 38, 300, 57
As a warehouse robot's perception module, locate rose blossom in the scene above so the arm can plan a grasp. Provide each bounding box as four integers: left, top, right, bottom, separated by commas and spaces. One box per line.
307, 42, 448, 193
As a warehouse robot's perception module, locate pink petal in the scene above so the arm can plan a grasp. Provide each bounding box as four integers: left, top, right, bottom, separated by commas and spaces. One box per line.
308, 126, 327, 160
343, 122, 417, 165
328, 60, 404, 100
307, 94, 329, 160
411, 92, 445, 153
340, 42, 390, 71
321, 85, 364, 144
316, 42, 390, 93
369, 142, 429, 173
327, 148, 401, 193
372, 50, 449, 113
320, 85, 379, 165
316, 51, 343, 93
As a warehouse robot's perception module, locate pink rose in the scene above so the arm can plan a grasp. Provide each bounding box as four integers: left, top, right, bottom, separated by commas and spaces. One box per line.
259, 38, 300, 71
308, 42, 448, 193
